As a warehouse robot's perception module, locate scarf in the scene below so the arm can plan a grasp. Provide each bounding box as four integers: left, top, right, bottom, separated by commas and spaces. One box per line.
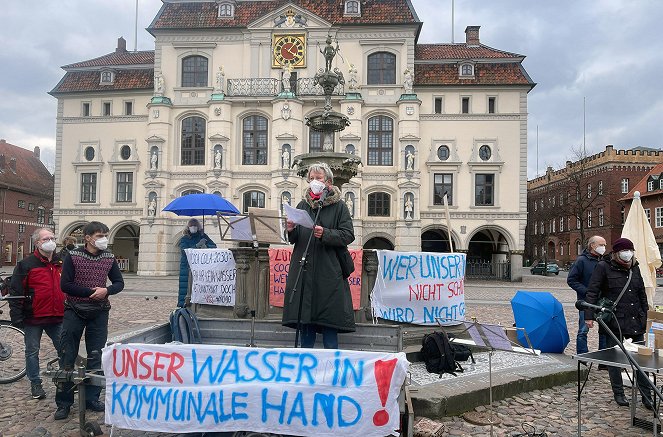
305, 185, 342, 209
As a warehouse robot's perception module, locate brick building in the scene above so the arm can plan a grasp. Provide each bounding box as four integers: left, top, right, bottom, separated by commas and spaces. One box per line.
0, 139, 55, 266
526, 145, 663, 267
621, 162, 663, 256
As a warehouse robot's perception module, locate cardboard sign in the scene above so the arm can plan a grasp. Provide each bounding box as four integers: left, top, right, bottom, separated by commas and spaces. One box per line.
370, 250, 466, 325
103, 343, 408, 436
185, 248, 236, 306
269, 248, 362, 310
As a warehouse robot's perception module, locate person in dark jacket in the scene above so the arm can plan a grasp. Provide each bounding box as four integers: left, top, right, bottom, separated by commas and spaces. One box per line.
178, 218, 216, 307
54, 221, 124, 420
282, 162, 355, 349
567, 235, 607, 354
585, 237, 652, 409
9, 228, 65, 400
57, 236, 77, 261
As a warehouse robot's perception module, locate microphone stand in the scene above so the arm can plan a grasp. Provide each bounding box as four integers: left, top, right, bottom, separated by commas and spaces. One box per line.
288, 191, 326, 348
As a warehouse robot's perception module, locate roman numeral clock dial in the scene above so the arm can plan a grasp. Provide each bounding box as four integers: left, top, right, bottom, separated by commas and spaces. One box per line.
273, 35, 306, 68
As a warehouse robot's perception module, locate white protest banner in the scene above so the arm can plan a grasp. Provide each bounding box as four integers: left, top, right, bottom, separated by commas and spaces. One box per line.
103, 343, 409, 436
185, 248, 236, 306
370, 250, 466, 325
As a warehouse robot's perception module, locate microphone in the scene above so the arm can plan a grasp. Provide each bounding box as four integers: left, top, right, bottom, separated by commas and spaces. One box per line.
318, 187, 329, 204
575, 300, 610, 312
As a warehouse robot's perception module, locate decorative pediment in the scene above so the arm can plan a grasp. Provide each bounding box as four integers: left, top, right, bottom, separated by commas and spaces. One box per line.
398, 180, 420, 189
247, 3, 331, 30
276, 132, 298, 141
209, 133, 230, 142
208, 180, 229, 190
275, 180, 299, 189
339, 132, 361, 141
143, 180, 165, 189
146, 135, 165, 144
399, 134, 421, 142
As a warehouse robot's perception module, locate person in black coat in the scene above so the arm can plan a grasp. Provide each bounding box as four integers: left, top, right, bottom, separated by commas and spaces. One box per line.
282, 162, 355, 349
585, 237, 653, 409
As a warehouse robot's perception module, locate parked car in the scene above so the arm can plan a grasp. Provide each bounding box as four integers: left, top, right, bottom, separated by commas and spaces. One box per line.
530, 262, 560, 275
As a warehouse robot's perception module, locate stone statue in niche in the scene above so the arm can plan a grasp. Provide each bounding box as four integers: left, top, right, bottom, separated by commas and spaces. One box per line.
345, 195, 354, 218
148, 198, 157, 217
154, 73, 164, 96
215, 66, 225, 93
403, 66, 414, 94
406, 150, 415, 171
347, 63, 358, 91
405, 195, 413, 220
214, 149, 222, 169
282, 148, 291, 169
150, 151, 158, 170
282, 65, 292, 93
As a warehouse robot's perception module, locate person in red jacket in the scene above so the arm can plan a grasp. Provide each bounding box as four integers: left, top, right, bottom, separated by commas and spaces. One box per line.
9, 228, 65, 400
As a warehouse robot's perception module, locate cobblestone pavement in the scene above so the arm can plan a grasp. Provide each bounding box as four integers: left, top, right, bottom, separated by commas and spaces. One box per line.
0, 273, 660, 436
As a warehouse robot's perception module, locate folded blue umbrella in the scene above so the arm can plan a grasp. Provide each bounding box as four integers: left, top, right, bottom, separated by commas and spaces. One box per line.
511, 290, 569, 353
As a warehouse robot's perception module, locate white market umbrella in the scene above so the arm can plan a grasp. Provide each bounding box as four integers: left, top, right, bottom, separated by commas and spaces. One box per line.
622, 191, 662, 308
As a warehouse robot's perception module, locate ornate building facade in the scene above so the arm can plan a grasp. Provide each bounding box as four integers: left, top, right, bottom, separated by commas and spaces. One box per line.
51, 0, 534, 278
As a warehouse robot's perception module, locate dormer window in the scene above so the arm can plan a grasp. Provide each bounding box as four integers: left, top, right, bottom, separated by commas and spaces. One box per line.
218, 2, 234, 18
344, 0, 360, 16
648, 180, 655, 191
459, 63, 474, 77
100, 70, 114, 84
659, 178, 663, 190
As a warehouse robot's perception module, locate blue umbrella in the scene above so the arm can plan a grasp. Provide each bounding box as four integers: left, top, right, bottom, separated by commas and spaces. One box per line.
510, 290, 569, 353
162, 193, 239, 217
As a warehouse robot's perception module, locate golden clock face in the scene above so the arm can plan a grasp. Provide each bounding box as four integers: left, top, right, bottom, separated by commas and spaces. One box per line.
273, 35, 306, 68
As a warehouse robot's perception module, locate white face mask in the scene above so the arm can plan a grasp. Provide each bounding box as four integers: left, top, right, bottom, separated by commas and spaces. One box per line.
94, 237, 109, 250
309, 179, 326, 195
618, 250, 634, 262
41, 240, 57, 253
594, 245, 606, 255
189, 226, 198, 234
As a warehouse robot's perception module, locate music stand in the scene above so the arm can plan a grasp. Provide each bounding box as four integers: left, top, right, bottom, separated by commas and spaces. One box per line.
217, 209, 287, 346
437, 318, 538, 437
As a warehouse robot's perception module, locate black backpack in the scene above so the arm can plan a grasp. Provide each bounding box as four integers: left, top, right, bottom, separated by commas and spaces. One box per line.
421, 331, 475, 377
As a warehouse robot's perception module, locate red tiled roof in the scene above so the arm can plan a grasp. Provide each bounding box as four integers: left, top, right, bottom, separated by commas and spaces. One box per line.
414, 63, 533, 86
415, 43, 522, 60
0, 140, 54, 196
149, 0, 419, 30
621, 162, 663, 201
63, 50, 154, 69
50, 69, 154, 94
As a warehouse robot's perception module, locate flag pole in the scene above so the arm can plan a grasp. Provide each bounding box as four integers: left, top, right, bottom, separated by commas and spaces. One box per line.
443, 194, 454, 252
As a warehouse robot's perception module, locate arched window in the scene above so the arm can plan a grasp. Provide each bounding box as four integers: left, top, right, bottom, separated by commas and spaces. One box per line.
368, 192, 390, 217
182, 55, 208, 87
182, 189, 203, 196
242, 115, 268, 165
367, 115, 393, 166
243, 190, 265, 213
367, 52, 396, 85
181, 116, 206, 165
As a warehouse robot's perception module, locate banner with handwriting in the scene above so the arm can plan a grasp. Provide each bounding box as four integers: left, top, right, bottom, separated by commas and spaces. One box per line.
371, 250, 466, 325
185, 248, 236, 306
103, 343, 408, 436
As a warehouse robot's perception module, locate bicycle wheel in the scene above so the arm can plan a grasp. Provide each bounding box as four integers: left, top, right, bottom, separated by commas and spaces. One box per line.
0, 322, 26, 383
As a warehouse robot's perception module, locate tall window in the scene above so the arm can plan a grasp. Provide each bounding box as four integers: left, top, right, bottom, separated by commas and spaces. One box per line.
559, 217, 564, 232
433, 173, 453, 205
648, 180, 654, 191
461, 97, 470, 114
124, 101, 133, 115
367, 52, 396, 85
434, 97, 443, 114
587, 210, 592, 228
82, 102, 90, 117
308, 130, 332, 153
656, 207, 663, 228
81, 173, 97, 203
368, 192, 390, 217
116, 172, 133, 202
37, 208, 45, 224
621, 178, 629, 194
488, 97, 496, 114
551, 219, 556, 233
243, 191, 265, 213
598, 207, 604, 226
587, 183, 591, 198
475, 174, 494, 206
181, 116, 206, 165
367, 115, 393, 166
598, 180, 603, 195
645, 208, 651, 222
534, 222, 538, 235
621, 206, 625, 224
242, 115, 268, 165
182, 55, 208, 87
102, 101, 111, 116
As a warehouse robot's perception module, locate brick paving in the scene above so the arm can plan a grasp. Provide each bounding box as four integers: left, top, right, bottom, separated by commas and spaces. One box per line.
0, 272, 660, 436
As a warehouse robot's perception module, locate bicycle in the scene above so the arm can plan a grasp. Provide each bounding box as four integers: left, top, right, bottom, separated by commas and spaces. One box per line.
0, 275, 26, 383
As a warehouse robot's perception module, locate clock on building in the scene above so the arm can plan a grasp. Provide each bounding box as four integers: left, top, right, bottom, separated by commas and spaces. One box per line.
273, 34, 306, 68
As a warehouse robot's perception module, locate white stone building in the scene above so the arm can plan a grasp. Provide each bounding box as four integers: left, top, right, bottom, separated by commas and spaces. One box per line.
50, 0, 534, 279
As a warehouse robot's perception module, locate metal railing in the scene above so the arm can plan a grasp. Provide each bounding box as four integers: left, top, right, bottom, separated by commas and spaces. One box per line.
296, 77, 344, 96
466, 260, 512, 281
225, 77, 345, 97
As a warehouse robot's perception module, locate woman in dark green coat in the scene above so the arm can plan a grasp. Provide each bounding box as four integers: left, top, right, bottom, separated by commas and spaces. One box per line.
282, 162, 355, 348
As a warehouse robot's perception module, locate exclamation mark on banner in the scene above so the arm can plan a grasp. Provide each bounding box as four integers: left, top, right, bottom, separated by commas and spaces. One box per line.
372, 358, 398, 426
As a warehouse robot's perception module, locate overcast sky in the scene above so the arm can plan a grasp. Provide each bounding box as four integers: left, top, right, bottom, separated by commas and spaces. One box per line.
1, 0, 661, 177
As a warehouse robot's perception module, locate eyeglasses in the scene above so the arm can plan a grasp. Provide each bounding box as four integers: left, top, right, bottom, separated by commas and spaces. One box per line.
40, 237, 56, 242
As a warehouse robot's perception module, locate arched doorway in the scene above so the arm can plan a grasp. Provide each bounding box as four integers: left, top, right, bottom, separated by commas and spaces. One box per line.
112, 224, 140, 273
547, 241, 556, 261
467, 228, 512, 280
364, 237, 394, 250
421, 229, 452, 253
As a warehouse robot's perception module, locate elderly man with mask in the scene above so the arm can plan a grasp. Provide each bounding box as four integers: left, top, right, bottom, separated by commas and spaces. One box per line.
568, 235, 607, 355
585, 237, 652, 409
9, 228, 65, 400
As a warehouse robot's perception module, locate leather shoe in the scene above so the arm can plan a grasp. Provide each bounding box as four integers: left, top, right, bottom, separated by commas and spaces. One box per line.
642, 396, 654, 411
86, 399, 105, 412
54, 406, 70, 420
614, 394, 629, 407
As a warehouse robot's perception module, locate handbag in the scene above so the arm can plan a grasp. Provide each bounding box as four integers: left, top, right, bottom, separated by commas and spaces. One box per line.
65, 299, 110, 320
336, 247, 355, 279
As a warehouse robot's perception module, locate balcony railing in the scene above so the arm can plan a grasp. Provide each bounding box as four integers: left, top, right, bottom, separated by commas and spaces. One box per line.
226, 78, 344, 97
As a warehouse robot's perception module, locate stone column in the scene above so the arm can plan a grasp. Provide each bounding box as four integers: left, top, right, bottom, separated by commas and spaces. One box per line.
231, 248, 252, 318
256, 248, 271, 318
361, 250, 378, 322
510, 250, 524, 282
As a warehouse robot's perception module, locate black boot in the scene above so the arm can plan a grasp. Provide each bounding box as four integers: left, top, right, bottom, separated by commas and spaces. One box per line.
614, 394, 629, 407
642, 395, 654, 410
